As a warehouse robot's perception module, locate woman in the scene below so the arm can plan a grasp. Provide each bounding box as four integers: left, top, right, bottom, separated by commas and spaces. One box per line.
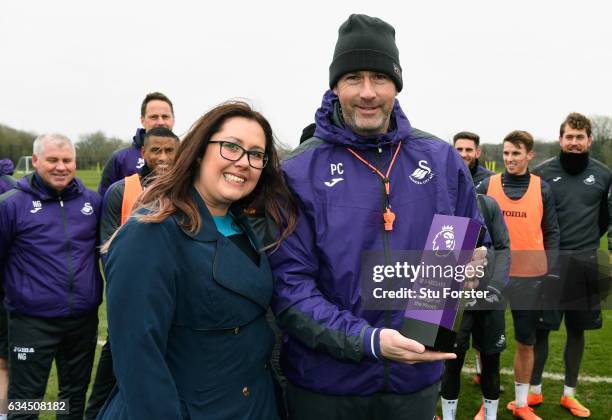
98, 101, 297, 419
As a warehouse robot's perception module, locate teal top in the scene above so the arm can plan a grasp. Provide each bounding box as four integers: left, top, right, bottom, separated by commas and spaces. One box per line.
213, 214, 242, 237
213, 214, 258, 265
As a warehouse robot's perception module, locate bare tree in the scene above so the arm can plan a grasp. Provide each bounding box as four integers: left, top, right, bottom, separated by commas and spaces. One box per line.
76, 131, 129, 169
590, 115, 612, 142
589, 115, 612, 167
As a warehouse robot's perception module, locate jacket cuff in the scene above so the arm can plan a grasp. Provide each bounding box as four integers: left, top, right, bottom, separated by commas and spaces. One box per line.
363, 327, 382, 359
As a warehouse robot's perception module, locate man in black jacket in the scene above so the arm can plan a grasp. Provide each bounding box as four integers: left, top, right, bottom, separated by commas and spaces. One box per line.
98, 127, 179, 244
528, 113, 611, 418
439, 135, 511, 420
453, 131, 496, 387
453, 131, 494, 188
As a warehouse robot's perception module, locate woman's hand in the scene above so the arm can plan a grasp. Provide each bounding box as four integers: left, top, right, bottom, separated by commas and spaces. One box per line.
379, 329, 456, 364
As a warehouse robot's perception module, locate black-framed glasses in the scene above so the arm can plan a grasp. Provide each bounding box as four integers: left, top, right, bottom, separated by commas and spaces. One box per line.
209, 140, 269, 169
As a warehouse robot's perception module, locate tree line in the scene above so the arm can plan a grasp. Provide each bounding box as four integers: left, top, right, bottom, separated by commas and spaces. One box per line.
0, 125, 129, 170
1, 115, 611, 173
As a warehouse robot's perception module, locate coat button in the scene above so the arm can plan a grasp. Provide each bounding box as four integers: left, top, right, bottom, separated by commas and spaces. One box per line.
242, 386, 250, 397
234, 327, 240, 334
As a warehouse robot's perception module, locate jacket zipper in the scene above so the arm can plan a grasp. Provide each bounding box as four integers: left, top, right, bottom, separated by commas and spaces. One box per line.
376, 144, 393, 391
59, 197, 75, 316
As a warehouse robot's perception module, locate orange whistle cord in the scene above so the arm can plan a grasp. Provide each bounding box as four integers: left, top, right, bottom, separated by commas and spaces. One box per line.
345, 143, 403, 231
345, 142, 402, 182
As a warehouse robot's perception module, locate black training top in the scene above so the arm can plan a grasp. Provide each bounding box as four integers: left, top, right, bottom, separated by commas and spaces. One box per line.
533, 155, 611, 251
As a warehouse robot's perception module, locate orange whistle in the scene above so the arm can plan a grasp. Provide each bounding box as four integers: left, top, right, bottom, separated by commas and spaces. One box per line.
383, 209, 396, 231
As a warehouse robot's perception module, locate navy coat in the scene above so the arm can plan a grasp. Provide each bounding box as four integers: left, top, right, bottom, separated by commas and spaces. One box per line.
98, 189, 279, 419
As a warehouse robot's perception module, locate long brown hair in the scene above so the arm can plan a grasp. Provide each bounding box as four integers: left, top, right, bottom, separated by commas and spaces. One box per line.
103, 101, 297, 252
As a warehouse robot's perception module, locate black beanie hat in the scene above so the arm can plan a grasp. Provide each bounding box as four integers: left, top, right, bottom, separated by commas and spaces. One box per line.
329, 14, 402, 92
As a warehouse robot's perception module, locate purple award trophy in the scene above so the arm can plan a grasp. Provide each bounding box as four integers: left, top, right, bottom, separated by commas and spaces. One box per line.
400, 214, 482, 352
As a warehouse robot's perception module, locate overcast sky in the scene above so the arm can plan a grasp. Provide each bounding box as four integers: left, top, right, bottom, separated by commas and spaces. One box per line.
1, 1, 611, 148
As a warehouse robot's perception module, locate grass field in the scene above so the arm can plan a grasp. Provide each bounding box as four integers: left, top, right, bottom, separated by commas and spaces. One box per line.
442, 311, 612, 419
25, 170, 612, 419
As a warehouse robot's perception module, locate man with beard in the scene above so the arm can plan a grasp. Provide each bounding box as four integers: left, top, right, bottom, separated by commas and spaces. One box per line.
98, 92, 175, 196
453, 131, 494, 188
84, 127, 179, 420
438, 133, 510, 420
528, 113, 611, 418
269, 14, 486, 419
453, 131, 496, 388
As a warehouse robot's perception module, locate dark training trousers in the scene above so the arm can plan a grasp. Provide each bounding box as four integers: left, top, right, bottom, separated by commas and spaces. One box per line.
83, 339, 115, 420
441, 351, 501, 401
7, 312, 98, 420
0, 301, 9, 359
531, 326, 586, 388
286, 381, 439, 420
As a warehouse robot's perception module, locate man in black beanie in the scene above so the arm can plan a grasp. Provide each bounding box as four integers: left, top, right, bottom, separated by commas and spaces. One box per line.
270, 14, 487, 420
329, 14, 403, 92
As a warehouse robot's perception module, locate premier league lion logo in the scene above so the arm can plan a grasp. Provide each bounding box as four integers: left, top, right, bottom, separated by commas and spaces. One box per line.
432, 224, 456, 257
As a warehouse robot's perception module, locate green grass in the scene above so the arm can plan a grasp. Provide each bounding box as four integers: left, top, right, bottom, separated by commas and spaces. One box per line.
444, 311, 612, 419
28, 170, 611, 418
77, 169, 103, 191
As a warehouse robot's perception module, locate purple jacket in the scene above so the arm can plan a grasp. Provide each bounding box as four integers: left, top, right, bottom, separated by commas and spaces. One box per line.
0, 175, 15, 195
269, 90, 482, 395
0, 159, 16, 194
98, 128, 145, 196
0, 173, 103, 317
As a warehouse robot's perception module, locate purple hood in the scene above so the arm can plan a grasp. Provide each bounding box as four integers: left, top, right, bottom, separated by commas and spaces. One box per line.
0, 159, 16, 194
98, 128, 145, 196
0, 159, 14, 176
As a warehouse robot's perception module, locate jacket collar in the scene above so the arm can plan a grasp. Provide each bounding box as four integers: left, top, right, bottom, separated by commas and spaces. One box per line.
16, 172, 84, 201
139, 164, 155, 187
172, 186, 220, 242
469, 160, 480, 177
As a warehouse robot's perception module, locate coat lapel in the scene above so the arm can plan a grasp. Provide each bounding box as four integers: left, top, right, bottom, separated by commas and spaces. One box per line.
180, 187, 273, 309
173, 188, 220, 242
212, 239, 273, 309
